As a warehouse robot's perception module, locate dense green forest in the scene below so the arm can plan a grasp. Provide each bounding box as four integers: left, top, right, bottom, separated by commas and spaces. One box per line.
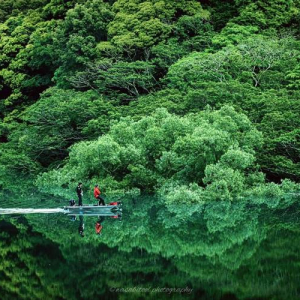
0, 0, 300, 199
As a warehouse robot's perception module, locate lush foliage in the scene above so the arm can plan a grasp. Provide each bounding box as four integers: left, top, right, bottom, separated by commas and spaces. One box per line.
1, 0, 300, 197
37, 106, 266, 200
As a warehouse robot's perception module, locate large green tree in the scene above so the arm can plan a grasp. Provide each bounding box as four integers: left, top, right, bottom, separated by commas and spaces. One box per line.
37, 106, 264, 200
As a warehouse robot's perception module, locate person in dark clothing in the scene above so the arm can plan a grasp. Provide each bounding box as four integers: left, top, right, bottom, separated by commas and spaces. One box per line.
69, 199, 76, 206
76, 183, 83, 206
78, 215, 84, 237
94, 184, 105, 206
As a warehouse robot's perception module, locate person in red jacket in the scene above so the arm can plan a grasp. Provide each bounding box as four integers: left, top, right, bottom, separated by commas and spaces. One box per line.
94, 184, 105, 206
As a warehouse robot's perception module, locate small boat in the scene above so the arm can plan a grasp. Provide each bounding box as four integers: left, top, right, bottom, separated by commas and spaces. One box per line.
0, 202, 122, 216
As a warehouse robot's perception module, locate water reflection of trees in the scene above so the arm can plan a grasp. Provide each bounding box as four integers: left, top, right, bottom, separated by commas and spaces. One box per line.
0, 194, 299, 299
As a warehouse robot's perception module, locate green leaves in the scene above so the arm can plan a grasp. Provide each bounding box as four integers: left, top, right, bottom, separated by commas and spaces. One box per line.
69, 59, 157, 102
51, 0, 114, 87
234, 0, 299, 29
38, 106, 263, 200
220, 148, 255, 170
7, 88, 118, 168
212, 23, 259, 48
1, 0, 300, 192
167, 35, 296, 90
106, 0, 208, 55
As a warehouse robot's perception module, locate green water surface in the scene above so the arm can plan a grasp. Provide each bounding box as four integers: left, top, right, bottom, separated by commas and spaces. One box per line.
0, 192, 299, 300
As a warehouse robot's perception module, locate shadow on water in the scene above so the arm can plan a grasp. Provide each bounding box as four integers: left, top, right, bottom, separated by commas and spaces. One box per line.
0, 192, 300, 300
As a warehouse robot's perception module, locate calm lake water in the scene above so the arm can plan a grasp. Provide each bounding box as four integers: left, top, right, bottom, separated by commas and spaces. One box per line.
0, 192, 300, 300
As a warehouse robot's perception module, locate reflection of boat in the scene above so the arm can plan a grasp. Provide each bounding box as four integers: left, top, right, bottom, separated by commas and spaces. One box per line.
64, 203, 122, 216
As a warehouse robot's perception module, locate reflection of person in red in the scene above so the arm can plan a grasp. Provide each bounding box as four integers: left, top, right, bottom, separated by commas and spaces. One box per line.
95, 222, 102, 235
95, 216, 104, 235
94, 185, 105, 206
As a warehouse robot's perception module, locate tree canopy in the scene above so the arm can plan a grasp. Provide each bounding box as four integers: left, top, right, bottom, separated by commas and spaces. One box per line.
0, 0, 300, 195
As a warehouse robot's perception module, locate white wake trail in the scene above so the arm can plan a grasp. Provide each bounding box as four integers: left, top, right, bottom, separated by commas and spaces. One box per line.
0, 208, 65, 215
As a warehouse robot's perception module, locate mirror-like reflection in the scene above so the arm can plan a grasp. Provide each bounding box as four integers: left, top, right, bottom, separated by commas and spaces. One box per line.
0, 192, 300, 299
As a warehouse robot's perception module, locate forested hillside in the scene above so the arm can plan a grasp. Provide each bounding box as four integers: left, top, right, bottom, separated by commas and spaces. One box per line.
0, 0, 300, 199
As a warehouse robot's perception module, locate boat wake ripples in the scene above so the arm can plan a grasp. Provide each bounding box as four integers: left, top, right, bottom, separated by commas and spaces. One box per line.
0, 208, 65, 215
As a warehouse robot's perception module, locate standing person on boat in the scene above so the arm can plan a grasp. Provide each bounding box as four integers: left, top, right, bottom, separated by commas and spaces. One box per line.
94, 184, 105, 206
76, 182, 83, 206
